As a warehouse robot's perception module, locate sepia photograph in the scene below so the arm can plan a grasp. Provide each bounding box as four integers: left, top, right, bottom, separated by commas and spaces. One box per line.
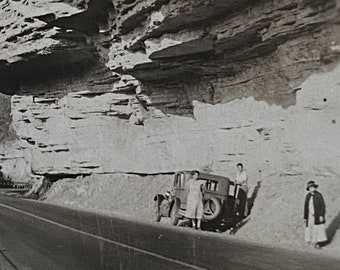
0, 0, 339, 269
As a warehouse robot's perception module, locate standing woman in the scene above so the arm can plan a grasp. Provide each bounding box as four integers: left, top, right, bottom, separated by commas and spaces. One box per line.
304, 180, 328, 249
185, 170, 205, 229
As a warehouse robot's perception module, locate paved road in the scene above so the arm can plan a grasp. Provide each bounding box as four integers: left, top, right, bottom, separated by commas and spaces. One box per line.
0, 196, 339, 270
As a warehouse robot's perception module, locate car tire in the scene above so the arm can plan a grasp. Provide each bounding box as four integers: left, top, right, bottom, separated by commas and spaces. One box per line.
217, 221, 230, 232
203, 196, 222, 221
170, 199, 180, 226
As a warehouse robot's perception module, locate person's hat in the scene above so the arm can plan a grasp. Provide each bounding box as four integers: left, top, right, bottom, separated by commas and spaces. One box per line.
306, 180, 318, 191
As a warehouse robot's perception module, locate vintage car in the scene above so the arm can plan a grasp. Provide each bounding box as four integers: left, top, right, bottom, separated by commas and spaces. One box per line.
154, 171, 245, 231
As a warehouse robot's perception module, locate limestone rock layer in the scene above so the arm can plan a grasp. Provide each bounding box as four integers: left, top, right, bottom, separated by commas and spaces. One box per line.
0, 0, 339, 179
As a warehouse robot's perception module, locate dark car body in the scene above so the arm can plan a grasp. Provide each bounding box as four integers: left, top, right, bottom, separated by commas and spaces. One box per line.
154, 171, 242, 231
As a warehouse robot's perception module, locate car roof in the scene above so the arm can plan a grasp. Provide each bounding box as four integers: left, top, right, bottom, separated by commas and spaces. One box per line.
176, 171, 230, 182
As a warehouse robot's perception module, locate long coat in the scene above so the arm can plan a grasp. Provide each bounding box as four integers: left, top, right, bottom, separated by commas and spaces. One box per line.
304, 191, 326, 226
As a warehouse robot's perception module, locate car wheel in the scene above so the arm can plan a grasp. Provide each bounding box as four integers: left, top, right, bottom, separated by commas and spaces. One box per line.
203, 196, 221, 221
170, 199, 180, 226
217, 221, 230, 232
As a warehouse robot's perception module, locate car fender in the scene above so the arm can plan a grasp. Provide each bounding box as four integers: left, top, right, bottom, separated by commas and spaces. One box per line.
170, 198, 181, 225
154, 194, 165, 202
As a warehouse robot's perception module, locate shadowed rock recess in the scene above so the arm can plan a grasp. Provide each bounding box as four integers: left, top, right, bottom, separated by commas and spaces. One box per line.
0, 0, 340, 179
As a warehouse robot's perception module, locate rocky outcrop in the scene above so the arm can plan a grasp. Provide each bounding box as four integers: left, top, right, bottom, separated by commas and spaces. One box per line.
1, 0, 340, 253
0, 0, 339, 180
110, 0, 340, 114
8, 64, 340, 179
0, 0, 116, 96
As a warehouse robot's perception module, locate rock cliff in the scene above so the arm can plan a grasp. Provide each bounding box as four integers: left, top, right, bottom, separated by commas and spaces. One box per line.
0, 0, 340, 253
1, 0, 339, 179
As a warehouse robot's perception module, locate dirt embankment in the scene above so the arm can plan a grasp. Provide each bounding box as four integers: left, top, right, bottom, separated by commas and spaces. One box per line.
42, 172, 340, 258
43, 174, 173, 220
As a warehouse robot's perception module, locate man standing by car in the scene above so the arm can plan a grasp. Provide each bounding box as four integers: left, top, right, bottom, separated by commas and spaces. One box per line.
236, 163, 248, 190
235, 163, 248, 220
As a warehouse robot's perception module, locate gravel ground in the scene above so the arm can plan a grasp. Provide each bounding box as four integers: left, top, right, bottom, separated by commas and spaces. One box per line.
43, 173, 340, 258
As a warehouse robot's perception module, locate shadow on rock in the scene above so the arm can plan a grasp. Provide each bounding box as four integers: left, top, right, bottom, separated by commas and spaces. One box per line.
325, 211, 340, 246
247, 180, 262, 215
229, 217, 250, 235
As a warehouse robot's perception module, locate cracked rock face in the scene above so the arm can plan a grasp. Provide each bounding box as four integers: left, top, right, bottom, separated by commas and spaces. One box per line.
112, 0, 340, 112
0, 0, 339, 180
0, 0, 115, 96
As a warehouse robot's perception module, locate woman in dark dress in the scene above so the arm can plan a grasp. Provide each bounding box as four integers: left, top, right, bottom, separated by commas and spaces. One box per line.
304, 180, 327, 249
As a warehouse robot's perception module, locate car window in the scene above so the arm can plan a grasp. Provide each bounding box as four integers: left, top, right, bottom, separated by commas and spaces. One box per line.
174, 173, 184, 188
228, 184, 235, 196
203, 179, 218, 191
